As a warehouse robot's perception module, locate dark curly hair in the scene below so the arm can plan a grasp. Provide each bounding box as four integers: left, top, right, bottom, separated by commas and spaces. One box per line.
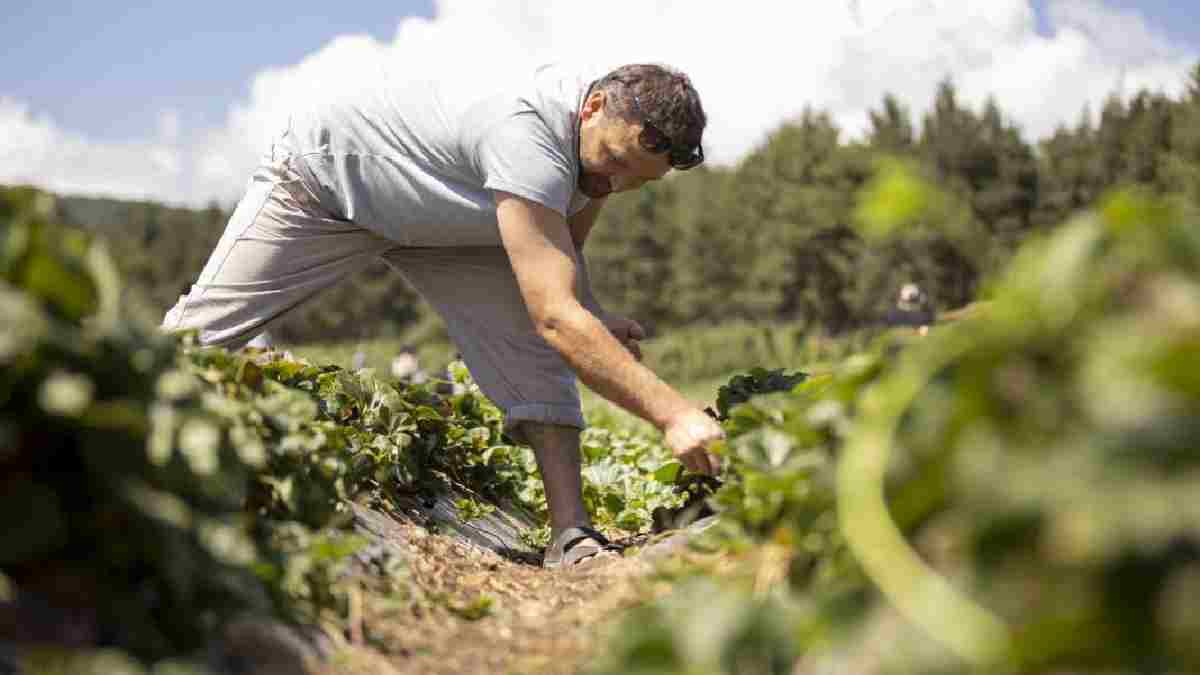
594, 64, 706, 149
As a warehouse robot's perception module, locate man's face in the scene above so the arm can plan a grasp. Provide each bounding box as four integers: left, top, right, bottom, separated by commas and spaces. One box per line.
578, 91, 672, 199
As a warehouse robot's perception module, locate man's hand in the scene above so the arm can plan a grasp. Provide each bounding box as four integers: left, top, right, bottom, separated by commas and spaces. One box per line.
663, 408, 725, 476
604, 316, 645, 361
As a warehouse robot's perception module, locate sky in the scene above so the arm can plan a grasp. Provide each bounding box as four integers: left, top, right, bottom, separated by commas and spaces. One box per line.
2, 0, 1197, 206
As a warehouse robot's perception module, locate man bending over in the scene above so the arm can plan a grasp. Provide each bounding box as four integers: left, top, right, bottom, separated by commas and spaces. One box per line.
163, 61, 725, 567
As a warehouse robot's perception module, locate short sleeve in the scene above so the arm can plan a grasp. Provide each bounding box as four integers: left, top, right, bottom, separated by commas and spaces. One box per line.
476, 113, 576, 217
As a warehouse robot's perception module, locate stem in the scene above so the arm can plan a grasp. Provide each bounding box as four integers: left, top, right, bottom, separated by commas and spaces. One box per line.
837, 335, 1013, 667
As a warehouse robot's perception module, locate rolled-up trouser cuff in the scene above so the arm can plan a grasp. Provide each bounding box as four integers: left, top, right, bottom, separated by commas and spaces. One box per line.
504, 403, 586, 434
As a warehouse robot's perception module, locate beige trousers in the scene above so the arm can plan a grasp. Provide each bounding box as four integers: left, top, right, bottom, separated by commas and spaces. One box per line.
162, 147, 584, 430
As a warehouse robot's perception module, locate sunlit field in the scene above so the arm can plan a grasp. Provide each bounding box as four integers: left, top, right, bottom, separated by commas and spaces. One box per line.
5, 67, 1200, 674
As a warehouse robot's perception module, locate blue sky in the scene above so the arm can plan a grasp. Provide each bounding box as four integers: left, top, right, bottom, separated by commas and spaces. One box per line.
1034, 0, 1199, 42
3, 0, 434, 141
3, 1, 1197, 204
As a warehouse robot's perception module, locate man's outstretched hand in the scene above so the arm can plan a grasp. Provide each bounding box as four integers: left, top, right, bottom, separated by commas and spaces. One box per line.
601, 315, 723, 475
603, 315, 722, 475
664, 408, 725, 476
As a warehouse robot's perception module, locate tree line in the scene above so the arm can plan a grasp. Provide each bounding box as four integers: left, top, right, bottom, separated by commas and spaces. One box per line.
12, 63, 1199, 343
587, 64, 1200, 335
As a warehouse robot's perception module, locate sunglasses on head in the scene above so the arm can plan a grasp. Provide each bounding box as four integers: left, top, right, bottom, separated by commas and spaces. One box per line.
630, 93, 704, 170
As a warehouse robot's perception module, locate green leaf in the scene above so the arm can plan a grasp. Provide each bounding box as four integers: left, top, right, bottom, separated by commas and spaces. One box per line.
652, 461, 683, 483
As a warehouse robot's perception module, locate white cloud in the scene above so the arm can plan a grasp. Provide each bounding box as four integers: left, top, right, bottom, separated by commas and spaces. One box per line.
0, 98, 186, 201
1, 0, 1196, 206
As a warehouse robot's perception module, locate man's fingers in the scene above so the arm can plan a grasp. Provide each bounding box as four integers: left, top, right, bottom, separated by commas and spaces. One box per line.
707, 452, 723, 475
666, 408, 726, 476
680, 452, 700, 474
627, 339, 642, 361
682, 449, 717, 476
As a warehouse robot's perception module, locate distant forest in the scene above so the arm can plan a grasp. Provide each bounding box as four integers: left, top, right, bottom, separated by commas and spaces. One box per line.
11, 64, 1200, 344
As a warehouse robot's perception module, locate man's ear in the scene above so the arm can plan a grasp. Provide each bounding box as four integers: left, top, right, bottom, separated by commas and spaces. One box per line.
580, 90, 606, 123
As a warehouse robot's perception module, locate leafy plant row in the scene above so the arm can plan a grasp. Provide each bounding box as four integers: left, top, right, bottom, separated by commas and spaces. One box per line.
0, 186, 699, 671
592, 186, 1200, 674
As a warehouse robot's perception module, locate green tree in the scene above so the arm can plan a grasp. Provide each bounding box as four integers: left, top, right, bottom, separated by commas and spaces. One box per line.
867, 93, 915, 153
588, 181, 682, 332
728, 110, 867, 331
1163, 64, 1200, 202
1034, 107, 1105, 227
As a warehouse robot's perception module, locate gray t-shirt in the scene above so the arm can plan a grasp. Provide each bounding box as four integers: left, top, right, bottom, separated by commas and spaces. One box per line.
280, 62, 602, 246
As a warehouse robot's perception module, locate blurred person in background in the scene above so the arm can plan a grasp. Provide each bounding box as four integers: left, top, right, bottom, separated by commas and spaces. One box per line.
885, 282, 935, 333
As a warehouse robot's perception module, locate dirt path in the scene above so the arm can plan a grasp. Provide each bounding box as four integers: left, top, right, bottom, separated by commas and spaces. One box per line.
321, 515, 678, 675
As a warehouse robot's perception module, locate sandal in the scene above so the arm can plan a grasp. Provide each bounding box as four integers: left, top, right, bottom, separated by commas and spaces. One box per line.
542, 525, 620, 569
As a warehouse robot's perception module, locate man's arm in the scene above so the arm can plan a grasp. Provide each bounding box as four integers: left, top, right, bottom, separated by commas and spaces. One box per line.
495, 191, 722, 473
